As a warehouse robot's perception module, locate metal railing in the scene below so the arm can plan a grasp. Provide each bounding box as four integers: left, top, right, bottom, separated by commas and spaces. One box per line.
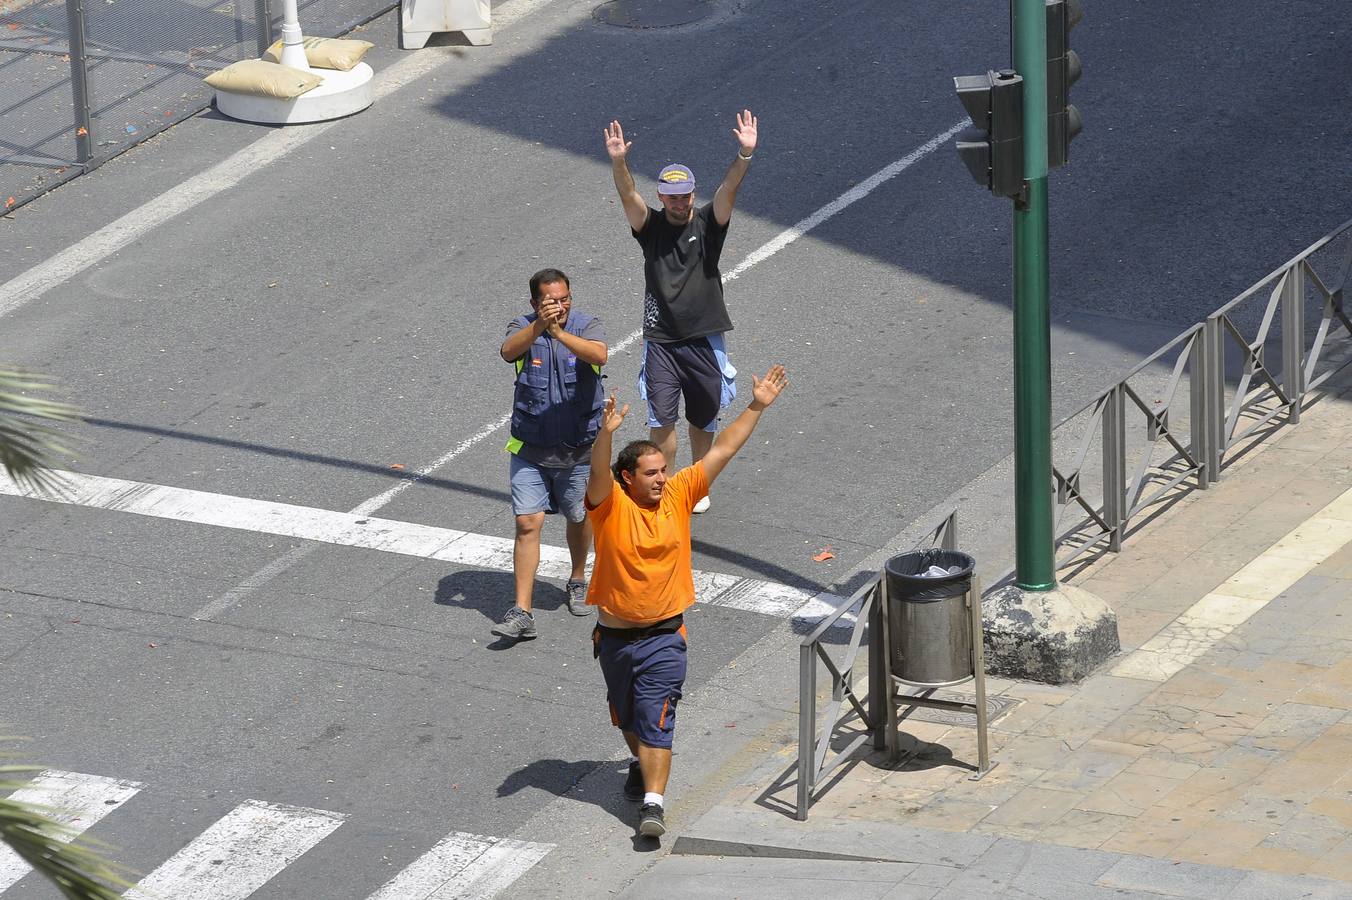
795, 512, 957, 820
0, 0, 394, 212
1048, 217, 1352, 570
791, 220, 1351, 820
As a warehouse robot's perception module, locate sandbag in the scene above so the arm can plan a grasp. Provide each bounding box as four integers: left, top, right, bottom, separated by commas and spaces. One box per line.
263, 37, 374, 71
204, 59, 323, 99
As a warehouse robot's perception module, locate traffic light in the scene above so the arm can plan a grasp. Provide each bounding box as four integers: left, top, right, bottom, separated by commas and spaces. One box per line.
954, 69, 1024, 199
1046, 0, 1082, 168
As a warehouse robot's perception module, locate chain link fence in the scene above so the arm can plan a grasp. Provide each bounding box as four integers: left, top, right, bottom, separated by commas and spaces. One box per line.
0, 0, 393, 213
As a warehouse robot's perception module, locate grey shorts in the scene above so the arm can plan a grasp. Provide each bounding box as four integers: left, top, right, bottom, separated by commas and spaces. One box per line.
638, 335, 736, 431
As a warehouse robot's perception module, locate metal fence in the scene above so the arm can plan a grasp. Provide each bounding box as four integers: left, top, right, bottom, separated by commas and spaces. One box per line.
0, 0, 393, 213
1048, 217, 1352, 573
795, 512, 957, 821
792, 218, 1352, 819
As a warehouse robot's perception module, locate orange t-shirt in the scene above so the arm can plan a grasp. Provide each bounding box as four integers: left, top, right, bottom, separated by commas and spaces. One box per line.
585, 462, 709, 625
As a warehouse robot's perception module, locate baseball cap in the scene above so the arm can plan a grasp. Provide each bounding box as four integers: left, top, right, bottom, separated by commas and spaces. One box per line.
656, 164, 695, 195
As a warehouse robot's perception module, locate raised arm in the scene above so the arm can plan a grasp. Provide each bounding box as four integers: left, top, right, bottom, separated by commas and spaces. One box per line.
712, 109, 757, 227
548, 325, 608, 367
587, 393, 630, 508
500, 314, 548, 363
698, 364, 787, 485
605, 120, 650, 233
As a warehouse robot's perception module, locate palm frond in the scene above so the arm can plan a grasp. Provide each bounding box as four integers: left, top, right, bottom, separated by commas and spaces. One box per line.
0, 369, 81, 494
0, 744, 134, 900
0, 795, 133, 900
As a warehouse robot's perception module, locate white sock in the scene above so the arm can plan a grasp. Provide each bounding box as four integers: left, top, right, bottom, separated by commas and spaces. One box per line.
643, 792, 664, 808
629, 756, 640, 766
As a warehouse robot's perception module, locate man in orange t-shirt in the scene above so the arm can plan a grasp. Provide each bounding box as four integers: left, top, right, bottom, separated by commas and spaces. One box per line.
585, 364, 788, 839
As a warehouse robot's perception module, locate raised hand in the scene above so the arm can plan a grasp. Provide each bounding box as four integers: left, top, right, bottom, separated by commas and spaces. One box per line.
732, 109, 758, 156
539, 297, 565, 334
601, 393, 629, 434
750, 364, 787, 408
604, 120, 632, 161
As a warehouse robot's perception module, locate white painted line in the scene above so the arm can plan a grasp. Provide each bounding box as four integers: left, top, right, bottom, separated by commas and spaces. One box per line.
0, 0, 559, 321
583, 119, 971, 383
125, 799, 345, 900
0, 468, 839, 624
191, 545, 315, 622
367, 831, 553, 900
5, 118, 961, 618
0, 770, 143, 892
721, 120, 969, 283
203, 121, 965, 608
1111, 486, 1352, 682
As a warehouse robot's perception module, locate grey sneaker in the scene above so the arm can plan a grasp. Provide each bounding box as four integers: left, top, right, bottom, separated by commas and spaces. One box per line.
623, 761, 644, 801
638, 803, 666, 838
491, 606, 537, 640
566, 580, 592, 617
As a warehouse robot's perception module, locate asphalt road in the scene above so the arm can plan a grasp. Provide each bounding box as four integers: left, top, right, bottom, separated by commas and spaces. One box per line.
0, 0, 1349, 896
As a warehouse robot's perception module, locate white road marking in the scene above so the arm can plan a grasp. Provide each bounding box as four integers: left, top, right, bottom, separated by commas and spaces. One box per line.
366, 831, 554, 900
5, 115, 959, 617
315, 119, 968, 510
1111, 486, 1352, 682
720, 120, 969, 283
0, 0, 560, 321
0, 770, 142, 892
192, 545, 314, 622
0, 468, 844, 623
124, 799, 345, 900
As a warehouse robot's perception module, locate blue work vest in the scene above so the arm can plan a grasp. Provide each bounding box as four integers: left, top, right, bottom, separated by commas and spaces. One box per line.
509, 311, 604, 450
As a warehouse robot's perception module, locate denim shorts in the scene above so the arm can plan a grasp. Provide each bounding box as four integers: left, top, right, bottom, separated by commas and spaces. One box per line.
509, 455, 589, 522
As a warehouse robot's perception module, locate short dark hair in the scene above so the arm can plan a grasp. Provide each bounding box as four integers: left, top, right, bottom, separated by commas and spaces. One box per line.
613, 439, 662, 490
529, 268, 570, 300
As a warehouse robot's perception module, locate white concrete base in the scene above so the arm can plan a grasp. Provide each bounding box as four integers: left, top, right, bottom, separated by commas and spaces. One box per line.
215, 62, 374, 125
983, 583, 1120, 684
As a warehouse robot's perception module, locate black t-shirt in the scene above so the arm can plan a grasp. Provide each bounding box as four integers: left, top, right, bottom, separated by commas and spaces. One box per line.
633, 202, 734, 342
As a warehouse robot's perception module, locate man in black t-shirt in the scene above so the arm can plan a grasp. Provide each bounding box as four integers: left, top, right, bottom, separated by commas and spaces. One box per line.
604, 110, 758, 514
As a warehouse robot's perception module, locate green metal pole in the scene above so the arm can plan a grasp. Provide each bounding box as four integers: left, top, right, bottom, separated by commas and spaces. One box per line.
1011, 0, 1055, 590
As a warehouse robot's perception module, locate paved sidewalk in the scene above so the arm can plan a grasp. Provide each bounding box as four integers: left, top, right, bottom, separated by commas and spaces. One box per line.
619, 370, 1352, 897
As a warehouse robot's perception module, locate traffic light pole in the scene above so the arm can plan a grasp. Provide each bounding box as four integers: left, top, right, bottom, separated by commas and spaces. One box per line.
1011, 0, 1055, 591
956, 0, 1117, 684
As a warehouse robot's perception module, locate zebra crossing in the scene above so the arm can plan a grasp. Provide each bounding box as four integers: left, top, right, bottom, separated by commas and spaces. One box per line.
0, 771, 142, 892
0, 468, 851, 629
0, 770, 553, 899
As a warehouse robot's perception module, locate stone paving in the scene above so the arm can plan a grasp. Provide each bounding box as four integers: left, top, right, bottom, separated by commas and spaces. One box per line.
622, 371, 1352, 896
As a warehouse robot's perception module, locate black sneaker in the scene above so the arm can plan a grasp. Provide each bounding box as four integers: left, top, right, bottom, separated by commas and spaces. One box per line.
623, 761, 644, 801
491, 606, 537, 640
565, 580, 592, 617
638, 803, 666, 838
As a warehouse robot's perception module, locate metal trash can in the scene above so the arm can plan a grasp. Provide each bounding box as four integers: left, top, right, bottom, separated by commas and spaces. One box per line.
884, 549, 976, 687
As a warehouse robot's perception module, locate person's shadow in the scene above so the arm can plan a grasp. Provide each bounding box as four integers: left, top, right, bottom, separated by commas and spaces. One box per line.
499, 757, 658, 851
434, 571, 570, 650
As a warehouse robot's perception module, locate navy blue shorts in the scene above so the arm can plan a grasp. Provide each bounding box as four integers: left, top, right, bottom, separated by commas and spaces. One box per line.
594, 623, 688, 749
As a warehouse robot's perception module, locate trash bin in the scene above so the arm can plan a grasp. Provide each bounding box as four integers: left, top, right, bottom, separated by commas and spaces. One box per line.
884, 548, 976, 687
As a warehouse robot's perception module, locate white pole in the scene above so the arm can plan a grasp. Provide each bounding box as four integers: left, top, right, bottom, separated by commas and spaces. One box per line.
277, 0, 310, 71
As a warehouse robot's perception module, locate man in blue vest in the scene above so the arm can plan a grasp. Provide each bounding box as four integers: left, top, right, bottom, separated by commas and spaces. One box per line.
493, 268, 608, 641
